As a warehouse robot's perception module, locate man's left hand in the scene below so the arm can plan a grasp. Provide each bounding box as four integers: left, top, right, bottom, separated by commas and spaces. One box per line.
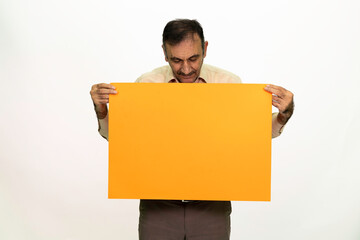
265, 84, 294, 125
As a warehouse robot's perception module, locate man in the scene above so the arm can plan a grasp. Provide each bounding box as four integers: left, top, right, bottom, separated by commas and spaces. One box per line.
90, 19, 294, 240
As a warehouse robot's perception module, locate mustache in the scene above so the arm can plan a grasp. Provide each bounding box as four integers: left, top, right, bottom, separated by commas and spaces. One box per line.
178, 71, 196, 76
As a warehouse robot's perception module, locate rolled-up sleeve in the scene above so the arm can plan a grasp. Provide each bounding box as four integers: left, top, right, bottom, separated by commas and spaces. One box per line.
98, 114, 109, 140
272, 112, 285, 138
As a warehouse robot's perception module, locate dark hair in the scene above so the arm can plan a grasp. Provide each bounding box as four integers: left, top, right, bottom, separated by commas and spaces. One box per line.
162, 19, 205, 52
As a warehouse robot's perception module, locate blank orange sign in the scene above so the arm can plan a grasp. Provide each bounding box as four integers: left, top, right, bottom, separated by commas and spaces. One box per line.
109, 83, 272, 201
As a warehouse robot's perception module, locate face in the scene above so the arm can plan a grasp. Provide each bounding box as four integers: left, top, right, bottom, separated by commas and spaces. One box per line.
163, 34, 208, 83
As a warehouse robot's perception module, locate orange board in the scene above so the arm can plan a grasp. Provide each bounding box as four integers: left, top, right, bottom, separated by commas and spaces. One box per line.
109, 83, 272, 201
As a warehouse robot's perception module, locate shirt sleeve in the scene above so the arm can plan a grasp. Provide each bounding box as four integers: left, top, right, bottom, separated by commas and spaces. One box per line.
272, 112, 285, 138
98, 113, 109, 140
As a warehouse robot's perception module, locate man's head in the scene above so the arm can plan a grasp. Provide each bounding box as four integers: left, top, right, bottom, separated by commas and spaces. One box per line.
162, 19, 208, 83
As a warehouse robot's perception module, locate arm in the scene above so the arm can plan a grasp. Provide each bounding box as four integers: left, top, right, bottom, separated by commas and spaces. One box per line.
264, 84, 294, 138
272, 113, 284, 138
90, 83, 117, 140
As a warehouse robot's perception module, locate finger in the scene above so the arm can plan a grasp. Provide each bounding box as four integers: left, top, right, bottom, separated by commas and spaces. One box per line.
272, 96, 283, 105
96, 83, 116, 90
266, 87, 287, 99
97, 94, 110, 100
272, 100, 288, 113
272, 96, 289, 111
267, 84, 289, 91
265, 84, 288, 94
272, 95, 281, 104
96, 99, 110, 104
271, 100, 281, 109
91, 83, 111, 91
273, 97, 294, 113
97, 88, 117, 95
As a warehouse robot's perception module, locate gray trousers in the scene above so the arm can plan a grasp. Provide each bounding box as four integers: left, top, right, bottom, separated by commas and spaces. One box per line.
139, 200, 231, 240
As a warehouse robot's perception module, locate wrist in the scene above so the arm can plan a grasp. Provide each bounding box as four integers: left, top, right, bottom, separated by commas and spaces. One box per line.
276, 112, 288, 125
94, 104, 108, 119
277, 110, 293, 125
277, 101, 294, 125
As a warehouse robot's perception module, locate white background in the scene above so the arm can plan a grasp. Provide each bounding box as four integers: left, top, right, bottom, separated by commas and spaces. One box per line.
1, 0, 360, 239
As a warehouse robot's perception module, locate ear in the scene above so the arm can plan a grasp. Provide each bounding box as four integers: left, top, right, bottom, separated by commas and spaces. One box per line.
203, 41, 209, 58
162, 45, 169, 62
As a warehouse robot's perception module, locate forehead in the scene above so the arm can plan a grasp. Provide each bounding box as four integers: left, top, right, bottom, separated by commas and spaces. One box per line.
165, 34, 203, 59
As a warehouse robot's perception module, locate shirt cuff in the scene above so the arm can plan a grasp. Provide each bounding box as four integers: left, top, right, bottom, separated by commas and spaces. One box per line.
98, 113, 109, 140
272, 112, 285, 138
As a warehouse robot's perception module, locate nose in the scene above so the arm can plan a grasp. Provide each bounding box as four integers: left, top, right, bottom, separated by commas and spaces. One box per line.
181, 61, 192, 75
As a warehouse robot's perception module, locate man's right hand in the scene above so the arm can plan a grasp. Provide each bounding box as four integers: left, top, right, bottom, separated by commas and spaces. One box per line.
90, 83, 117, 119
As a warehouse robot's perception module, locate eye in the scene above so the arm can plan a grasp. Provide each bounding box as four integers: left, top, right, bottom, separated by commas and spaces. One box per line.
189, 56, 198, 62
